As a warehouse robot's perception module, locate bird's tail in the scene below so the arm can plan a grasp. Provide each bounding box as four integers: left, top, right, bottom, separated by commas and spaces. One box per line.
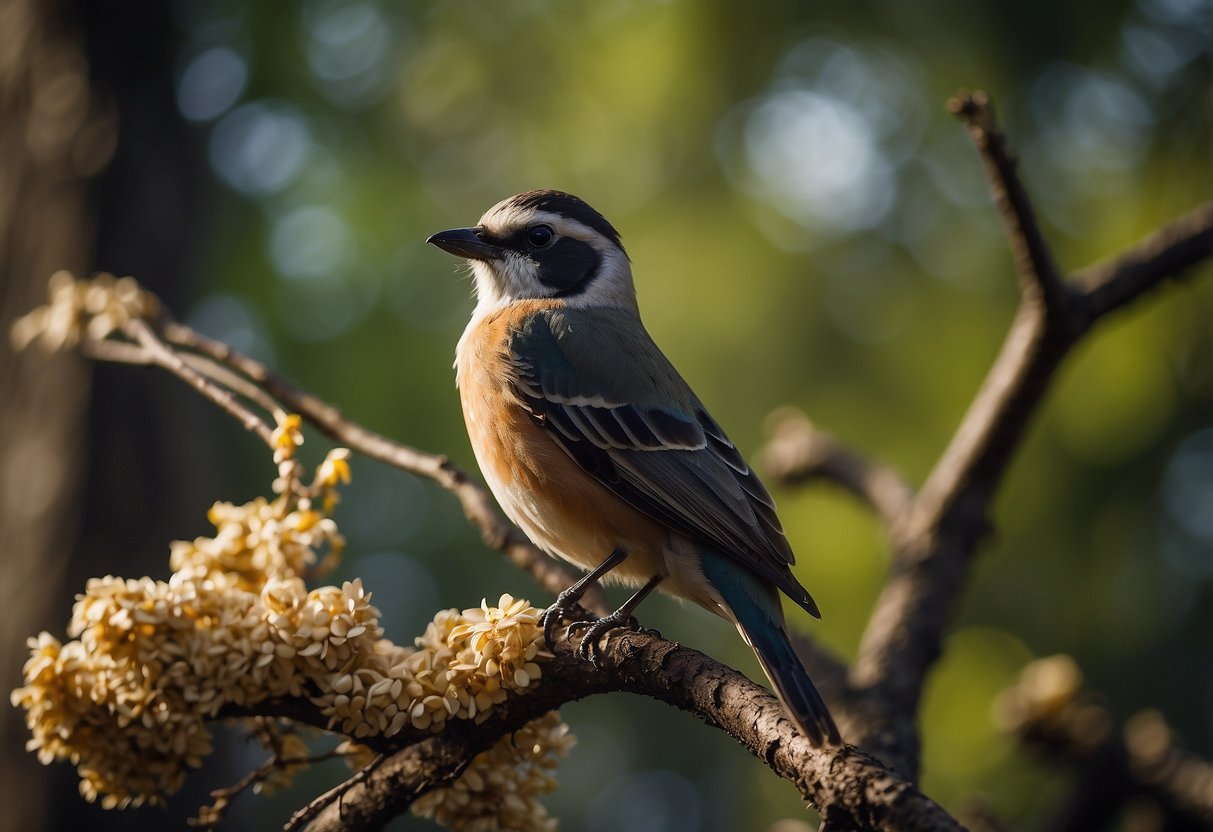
701, 550, 841, 746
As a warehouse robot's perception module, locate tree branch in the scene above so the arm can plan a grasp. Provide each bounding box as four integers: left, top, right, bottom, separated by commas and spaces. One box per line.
844, 93, 1213, 779
126, 317, 276, 446
16, 86, 1212, 831
948, 91, 1067, 311
72, 312, 606, 614
1074, 201, 1213, 327
759, 407, 914, 529
228, 625, 962, 832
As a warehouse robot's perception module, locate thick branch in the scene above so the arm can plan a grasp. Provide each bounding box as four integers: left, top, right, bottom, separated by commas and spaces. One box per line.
237, 626, 962, 832
859, 208, 1213, 741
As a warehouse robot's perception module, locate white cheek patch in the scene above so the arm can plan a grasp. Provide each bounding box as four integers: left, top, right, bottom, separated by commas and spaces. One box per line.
471, 253, 540, 312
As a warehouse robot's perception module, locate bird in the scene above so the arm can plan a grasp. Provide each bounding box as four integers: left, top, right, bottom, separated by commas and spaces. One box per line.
427, 189, 840, 746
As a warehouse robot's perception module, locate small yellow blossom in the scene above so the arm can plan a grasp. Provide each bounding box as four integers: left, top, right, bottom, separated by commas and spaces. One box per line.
270, 413, 304, 463
316, 448, 352, 488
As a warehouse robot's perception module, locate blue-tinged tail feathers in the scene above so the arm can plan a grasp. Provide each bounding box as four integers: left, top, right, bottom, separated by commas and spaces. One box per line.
701, 550, 841, 747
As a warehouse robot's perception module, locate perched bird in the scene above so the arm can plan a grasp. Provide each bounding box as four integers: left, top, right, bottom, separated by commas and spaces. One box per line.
428, 190, 840, 745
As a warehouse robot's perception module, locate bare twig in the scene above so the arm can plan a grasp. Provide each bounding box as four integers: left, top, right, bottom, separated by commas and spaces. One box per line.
191, 735, 350, 829
180, 352, 286, 417
284, 754, 387, 832
79, 337, 154, 365
948, 91, 1067, 312
125, 318, 275, 446
759, 407, 914, 529
1074, 201, 1213, 326
910, 93, 1078, 538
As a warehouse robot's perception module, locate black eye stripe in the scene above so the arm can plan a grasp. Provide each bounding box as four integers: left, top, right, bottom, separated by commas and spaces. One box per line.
493, 228, 544, 252
476, 225, 602, 297
535, 238, 600, 294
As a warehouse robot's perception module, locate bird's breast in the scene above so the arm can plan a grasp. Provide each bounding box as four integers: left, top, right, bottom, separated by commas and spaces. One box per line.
454, 304, 670, 587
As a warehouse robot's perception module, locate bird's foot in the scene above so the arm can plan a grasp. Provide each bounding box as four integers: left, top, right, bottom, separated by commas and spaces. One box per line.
539, 548, 630, 648
539, 594, 587, 649
567, 610, 642, 664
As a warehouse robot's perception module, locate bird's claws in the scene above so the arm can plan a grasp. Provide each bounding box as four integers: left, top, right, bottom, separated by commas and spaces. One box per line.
567, 611, 641, 664
539, 599, 585, 649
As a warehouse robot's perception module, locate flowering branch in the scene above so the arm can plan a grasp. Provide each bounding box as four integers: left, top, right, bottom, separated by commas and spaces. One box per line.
9, 429, 578, 827
228, 621, 960, 832
154, 320, 593, 608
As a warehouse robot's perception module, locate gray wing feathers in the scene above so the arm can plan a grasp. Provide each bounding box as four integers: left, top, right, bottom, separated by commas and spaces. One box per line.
509, 307, 818, 616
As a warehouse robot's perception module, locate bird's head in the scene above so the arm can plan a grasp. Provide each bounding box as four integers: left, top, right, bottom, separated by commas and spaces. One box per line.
427, 190, 636, 315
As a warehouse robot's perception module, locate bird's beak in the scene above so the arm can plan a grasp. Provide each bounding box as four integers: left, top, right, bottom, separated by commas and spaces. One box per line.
426, 227, 503, 261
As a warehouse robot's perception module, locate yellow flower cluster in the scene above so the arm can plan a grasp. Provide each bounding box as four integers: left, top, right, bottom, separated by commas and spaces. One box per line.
397, 596, 547, 734
310, 593, 548, 741
169, 414, 347, 592
412, 711, 575, 832
11, 432, 561, 820
10, 270, 156, 351
12, 579, 558, 812
169, 495, 342, 593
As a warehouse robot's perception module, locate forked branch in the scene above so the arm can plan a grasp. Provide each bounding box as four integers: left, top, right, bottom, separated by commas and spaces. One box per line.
843, 92, 1213, 780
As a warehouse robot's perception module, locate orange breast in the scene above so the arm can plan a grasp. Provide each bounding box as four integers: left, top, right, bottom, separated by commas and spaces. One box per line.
455, 302, 669, 584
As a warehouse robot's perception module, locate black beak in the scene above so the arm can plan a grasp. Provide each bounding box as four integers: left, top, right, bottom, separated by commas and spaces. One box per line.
426, 227, 503, 261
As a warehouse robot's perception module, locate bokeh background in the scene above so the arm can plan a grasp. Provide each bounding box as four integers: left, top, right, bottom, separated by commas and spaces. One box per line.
2, 0, 1210, 830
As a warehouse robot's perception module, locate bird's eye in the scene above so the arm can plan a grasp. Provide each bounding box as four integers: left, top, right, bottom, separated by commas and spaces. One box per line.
526, 225, 555, 248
